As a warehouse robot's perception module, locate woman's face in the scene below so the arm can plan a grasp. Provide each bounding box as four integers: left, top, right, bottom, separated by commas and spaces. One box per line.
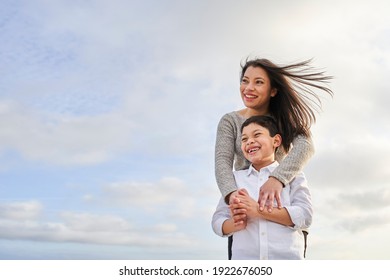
240, 66, 277, 113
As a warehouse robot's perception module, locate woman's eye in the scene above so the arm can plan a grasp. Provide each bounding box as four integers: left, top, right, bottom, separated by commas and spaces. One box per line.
241, 79, 248, 84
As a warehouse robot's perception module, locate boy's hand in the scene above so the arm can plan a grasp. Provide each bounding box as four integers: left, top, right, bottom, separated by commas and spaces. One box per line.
233, 216, 247, 231
228, 190, 238, 205
235, 189, 260, 218
229, 191, 247, 228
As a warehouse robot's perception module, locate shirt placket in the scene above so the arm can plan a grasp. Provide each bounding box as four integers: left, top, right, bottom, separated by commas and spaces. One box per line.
259, 219, 268, 260
258, 168, 269, 260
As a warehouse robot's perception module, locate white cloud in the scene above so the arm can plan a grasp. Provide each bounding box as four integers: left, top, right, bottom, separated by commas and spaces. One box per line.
1, 0, 390, 260
0, 200, 42, 220
336, 189, 390, 211
335, 213, 390, 233
60, 212, 133, 232
0, 175, 209, 249
0, 206, 197, 248
0, 100, 135, 165
102, 177, 188, 206
101, 177, 199, 220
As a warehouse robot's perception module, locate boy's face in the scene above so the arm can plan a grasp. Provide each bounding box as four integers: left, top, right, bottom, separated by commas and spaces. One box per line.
241, 123, 281, 170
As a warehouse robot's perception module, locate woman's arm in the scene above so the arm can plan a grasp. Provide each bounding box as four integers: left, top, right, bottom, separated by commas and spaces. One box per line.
271, 134, 315, 185
215, 114, 239, 203
258, 134, 314, 211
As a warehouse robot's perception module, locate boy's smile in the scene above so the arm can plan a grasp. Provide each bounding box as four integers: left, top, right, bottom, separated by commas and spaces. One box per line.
246, 146, 260, 156
241, 123, 281, 170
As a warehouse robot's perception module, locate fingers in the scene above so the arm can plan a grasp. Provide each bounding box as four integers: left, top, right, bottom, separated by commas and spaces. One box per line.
266, 204, 274, 213
229, 203, 247, 214
232, 196, 241, 204
257, 177, 284, 212
232, 212, 247, 229
238, 188, 249, 196
275, 192, 282, 209
232, 213, 246, 223
234, 219, 247, 229
265, 192, 282, 212
230, 204, 247, 225
258, 190, 268, 212
258, 191, 275, 212
232, 211, 247, 229
228, 190, 239, 205
231, 189, 249, 206
232, 207, 247, 216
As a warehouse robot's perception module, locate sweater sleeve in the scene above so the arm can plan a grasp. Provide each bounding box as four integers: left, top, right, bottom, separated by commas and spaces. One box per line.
215, 114, 238, 200
271, 134, 315, 185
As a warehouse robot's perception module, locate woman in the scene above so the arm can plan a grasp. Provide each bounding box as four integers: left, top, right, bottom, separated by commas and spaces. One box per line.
214, 58, 333, 258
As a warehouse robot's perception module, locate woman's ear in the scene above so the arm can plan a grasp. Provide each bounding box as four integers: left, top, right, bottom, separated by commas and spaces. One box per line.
271, 88, 278, 97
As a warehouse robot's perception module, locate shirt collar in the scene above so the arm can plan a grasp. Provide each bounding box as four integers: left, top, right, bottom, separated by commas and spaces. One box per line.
246, 161, 279, 176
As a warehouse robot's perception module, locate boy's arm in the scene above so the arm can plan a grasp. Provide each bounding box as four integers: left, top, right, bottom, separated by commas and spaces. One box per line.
233, 189, 294, 227
212, 196, 246, 236
283, 173, 313, 229
222, 217, 246, 235
257, 207, 294, 227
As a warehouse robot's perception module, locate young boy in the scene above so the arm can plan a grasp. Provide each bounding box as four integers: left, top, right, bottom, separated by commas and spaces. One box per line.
211, 115, 313, 260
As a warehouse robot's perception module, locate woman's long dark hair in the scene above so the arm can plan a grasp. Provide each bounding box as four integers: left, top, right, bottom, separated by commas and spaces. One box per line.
240, 58, 333, 152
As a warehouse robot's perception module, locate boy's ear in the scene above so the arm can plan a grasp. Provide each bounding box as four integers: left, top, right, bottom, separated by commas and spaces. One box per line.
273, 134, 282, 148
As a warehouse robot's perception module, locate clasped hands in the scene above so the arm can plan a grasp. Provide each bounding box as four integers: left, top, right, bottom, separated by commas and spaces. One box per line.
229, 178, 283, 230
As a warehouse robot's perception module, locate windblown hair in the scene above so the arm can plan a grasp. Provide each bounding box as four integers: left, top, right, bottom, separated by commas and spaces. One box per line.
240, 58, 333, 152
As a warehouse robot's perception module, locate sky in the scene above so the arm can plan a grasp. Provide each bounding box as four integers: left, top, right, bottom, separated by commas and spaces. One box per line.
0, 0, 390, 260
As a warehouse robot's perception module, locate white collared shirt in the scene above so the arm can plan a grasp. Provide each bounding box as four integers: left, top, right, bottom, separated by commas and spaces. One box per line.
211, 161, 313, 260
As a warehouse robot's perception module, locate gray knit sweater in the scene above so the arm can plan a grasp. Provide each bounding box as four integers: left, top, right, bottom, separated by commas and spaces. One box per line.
215, 111, 315, 199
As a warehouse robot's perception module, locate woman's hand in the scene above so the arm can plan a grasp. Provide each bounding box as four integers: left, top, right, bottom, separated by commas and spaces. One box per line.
258, 177, 283, 212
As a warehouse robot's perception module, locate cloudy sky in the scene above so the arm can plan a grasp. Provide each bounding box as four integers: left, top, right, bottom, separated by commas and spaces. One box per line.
1, 0, 390, 260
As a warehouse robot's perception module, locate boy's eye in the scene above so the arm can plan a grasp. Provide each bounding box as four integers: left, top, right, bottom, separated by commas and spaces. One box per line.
241, 138, 247, 142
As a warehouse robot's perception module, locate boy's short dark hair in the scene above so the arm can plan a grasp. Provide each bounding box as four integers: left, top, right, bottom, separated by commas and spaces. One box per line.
241, 115, 279, 137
